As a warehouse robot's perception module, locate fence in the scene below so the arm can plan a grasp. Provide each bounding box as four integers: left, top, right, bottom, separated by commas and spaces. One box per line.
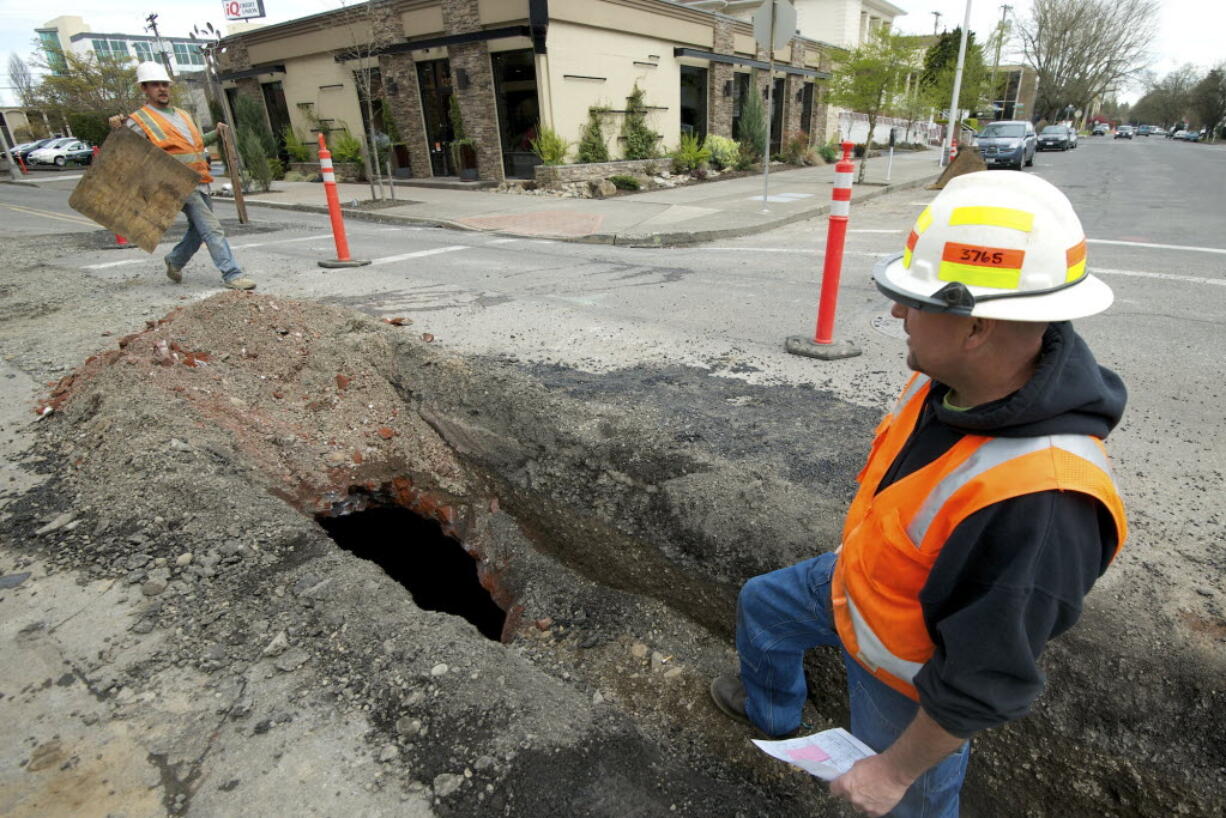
836, 112, 943, 147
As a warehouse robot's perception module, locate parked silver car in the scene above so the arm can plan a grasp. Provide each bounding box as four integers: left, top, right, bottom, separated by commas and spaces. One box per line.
975, 121, 1037, 170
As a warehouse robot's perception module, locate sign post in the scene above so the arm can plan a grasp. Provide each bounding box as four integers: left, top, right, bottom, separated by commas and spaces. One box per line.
752, 0, 796, 212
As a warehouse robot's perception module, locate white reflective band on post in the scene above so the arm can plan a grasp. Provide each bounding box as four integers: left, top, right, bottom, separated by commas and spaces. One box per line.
320, 158, 334, 170
322, 171, 336, 183
906, 433, 1115, 546
834, 171, 854, 189
830, 200, 850, 217
847, 595, 924, 683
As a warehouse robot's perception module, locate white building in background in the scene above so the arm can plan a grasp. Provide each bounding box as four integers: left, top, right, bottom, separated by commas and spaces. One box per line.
676, 0, 906, 48
35, 15, 207, 77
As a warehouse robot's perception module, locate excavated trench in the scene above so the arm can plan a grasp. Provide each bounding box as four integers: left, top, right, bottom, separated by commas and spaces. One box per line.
28, 292, 1226, 817
317, 503, 507, 642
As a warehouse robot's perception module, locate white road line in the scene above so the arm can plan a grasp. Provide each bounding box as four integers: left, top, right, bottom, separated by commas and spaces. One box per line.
847, 229, 903, 233
1091, 267, 1226, 287
1087, 238, 1226, 256
487, 238, 520, 244
232, 234, 332, 250
82, 258, 144, 270
370, 245, 470, 265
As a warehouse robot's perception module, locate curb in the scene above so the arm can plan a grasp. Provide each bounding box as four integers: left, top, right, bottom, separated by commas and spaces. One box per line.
220, 170, 939, 248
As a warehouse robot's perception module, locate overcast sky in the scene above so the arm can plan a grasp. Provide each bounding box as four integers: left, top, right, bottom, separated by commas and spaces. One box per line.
2, 0, 1222, 106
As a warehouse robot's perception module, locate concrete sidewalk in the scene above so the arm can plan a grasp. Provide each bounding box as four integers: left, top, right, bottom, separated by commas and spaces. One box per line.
236, 150, 940, 246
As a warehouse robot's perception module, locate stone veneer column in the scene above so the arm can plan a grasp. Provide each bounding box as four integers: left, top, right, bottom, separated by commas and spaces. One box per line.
783, 40, 805, 140
442, 0, 505, 183
708, 19, 735, 139
381, 54, 433, 178
373, 3, 433, 178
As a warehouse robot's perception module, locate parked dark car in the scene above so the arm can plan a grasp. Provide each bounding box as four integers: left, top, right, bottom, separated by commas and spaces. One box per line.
1038, 125, 1074, 151
8, 138, 57, 164
1115, 125, 1134, 139
974, 120, 1037, 170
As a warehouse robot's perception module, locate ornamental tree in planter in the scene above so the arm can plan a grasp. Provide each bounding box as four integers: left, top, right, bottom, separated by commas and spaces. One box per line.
449, 95, 479, 180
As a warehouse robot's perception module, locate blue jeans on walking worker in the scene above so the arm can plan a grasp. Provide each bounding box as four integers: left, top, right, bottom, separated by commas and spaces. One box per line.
737, 552, 970, 818
167, 190, 245, 283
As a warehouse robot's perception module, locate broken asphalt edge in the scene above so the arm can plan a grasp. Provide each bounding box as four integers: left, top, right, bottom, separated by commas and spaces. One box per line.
234, 172, 941, 248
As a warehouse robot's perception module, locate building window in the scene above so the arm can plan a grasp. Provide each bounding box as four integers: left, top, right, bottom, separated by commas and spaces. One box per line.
172, 42, 203, 66
135, 42, 153, 62
94, 39, 130, 59
38, 30, 66, 73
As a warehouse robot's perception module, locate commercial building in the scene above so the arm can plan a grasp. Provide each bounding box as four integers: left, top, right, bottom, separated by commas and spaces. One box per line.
36, 16, 207, 78
214, 0, 837, 183
988, 64, 1038, 122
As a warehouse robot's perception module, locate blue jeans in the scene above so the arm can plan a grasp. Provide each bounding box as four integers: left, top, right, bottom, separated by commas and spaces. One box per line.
737, 552, 970, 817
166, 190, 244, 281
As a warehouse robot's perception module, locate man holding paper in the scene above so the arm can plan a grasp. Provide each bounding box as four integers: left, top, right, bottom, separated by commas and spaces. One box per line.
710, 173, 1127, 817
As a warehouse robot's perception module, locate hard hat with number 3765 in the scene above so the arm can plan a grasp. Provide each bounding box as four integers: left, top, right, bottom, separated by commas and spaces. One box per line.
873, 172, 1113, 321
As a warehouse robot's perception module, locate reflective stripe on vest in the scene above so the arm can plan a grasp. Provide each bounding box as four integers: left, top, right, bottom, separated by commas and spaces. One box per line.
832, 376, 1127, 700
129, 106, 213, 184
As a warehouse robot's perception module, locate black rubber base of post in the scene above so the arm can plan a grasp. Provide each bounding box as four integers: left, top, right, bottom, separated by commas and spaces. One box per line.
318, 259, 372, 268
784, 335, 862, 360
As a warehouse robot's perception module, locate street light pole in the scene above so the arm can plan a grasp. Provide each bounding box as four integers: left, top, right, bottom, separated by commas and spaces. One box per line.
940, 1, 974, 167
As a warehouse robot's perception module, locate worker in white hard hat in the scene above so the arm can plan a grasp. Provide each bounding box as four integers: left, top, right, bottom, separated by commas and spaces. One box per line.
712, 172, 1127, 817
108, 61, 256, 291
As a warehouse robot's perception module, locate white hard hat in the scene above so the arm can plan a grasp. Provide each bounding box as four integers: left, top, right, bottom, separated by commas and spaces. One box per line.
874, 171, 1113, 321
136, 61, 172, 85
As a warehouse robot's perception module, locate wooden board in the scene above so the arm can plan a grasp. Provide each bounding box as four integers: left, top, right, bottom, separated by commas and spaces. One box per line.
217, 124, 248, 224
68, 127, 199, 253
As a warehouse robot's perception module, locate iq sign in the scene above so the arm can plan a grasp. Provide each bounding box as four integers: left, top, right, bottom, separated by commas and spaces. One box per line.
223, 0, 267, 21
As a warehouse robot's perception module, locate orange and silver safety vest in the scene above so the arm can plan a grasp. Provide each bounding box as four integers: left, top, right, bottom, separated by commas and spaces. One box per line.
831, 373, 1127, 701
129, 105, 213, 184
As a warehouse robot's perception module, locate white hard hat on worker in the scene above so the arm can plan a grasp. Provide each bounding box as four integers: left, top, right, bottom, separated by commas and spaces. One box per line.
874, 172, 1113, 321
136, 61, 172, 85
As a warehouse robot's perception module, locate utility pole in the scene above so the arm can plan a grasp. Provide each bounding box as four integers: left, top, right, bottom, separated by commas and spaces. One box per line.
940, 1, 973, 166
989, 5, 1012, 121
145, 13, 175, 79
0, 115, 23, 182
931, 11, 942, 35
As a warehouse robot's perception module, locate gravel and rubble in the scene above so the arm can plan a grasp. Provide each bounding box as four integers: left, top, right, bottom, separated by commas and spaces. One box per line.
1, 230, 1223, 817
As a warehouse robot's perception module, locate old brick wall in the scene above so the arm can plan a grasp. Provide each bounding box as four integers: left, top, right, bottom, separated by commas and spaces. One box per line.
442, 0, 505, 182
708, 19, 735, 140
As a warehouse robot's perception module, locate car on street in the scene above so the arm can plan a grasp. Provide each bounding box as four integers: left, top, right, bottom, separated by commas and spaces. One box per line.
26, 138, 93, 167
1038, 125, 1076, 151
1092, 122, 1110, 135
1114, 125, 1134, 139
974, 120, 1037, 170
6, 138, 57, 164
1137, 125, 1155, 136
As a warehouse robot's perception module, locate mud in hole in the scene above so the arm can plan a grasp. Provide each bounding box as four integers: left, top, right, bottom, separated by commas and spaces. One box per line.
317, 503, 507, 642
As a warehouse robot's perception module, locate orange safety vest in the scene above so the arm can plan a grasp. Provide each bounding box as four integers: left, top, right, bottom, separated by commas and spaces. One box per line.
128, 105, 213, 184
831, 373, 1127, 701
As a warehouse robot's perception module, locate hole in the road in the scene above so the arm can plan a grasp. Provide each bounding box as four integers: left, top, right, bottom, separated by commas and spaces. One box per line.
317, 506, 506, 641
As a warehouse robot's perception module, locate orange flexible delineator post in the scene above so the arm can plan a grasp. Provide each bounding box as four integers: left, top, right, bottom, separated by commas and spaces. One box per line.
783, 141, 862, 361
316, 133, 370, 269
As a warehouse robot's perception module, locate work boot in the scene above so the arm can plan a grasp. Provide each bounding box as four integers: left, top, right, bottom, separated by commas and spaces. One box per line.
710, 673, 807, 739
710, 673, 753, 727
223, 276, 257, 291
165, 258, 182, 284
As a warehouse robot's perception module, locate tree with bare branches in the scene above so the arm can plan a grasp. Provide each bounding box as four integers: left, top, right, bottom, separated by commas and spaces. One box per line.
1017, 0, 1158, 123
8, 54, 37, 107
1131, 65, 1200, 130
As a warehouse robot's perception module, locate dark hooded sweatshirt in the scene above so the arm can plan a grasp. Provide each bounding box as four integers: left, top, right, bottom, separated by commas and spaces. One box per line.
875, 321, 1126, 738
